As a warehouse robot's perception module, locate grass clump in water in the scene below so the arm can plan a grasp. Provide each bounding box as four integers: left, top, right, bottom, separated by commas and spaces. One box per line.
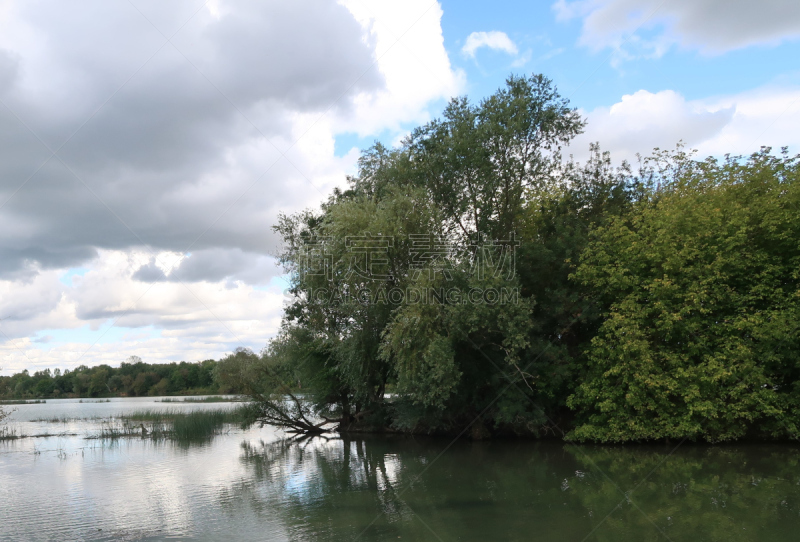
31, 416, 72, 423
88, 421, 169, 440
121, 409, 178, 423
0, 426, 21, 440
119, 407, 248, 424
99, 406, 252, 443
171, 410, 227, 441
159, 396, 243, 403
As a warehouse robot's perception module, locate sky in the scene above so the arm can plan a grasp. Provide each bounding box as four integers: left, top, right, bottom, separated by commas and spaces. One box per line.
1, 0, 799, 375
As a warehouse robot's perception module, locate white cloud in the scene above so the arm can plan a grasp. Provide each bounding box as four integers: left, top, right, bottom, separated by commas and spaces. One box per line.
461, 31, 519, 58
510, 49, 533, 68
0, 249, 288, 374
693, 85, 800, 157
553, 0, 800, 58
567, 84, 800, 164
338, 0, 463, 137
568, 89, 734, 162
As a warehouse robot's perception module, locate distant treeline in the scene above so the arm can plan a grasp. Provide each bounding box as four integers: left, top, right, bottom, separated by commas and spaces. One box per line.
0, 354, 249, 399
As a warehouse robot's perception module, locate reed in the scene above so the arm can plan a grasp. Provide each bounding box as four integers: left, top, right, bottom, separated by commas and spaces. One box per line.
117, 407, 248, 424
171, 410, 227, 441
87, 421, 169, 440
23, 405, 252, 442
88, 406, 252, 442
0, 426, 20, 440
31, 416, 70, 423
159, 396, 244, 403
120, 408, 179, 422
31, 415, 103, 423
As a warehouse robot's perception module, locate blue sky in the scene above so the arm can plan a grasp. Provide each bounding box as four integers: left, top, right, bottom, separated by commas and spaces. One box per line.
1, 0, 799, 374
440, 0, 800, 108
333, 0, 800, 165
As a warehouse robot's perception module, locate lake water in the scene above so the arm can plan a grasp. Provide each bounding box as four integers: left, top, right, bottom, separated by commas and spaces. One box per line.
2, 398, 800, 541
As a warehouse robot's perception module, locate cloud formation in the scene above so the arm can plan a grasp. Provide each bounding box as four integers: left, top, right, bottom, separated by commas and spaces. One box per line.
567, 84, 800, 164
553, 0, 800, 57
132, 248, 281, 285
568, 89, 734, 161
462, 31, 519, 57
0, 0, 460, 373
0, 0, 379, 278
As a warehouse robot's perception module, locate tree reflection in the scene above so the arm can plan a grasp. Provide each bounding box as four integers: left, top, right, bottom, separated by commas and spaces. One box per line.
228, 437, 800, 541
566, 444, 800, 541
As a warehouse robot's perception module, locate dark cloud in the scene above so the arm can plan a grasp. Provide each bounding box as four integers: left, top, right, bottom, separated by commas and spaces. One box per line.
556, 0, 800, 55
132, 248, 281, 285
0, 0, 383, 280
0, 49, 19, 93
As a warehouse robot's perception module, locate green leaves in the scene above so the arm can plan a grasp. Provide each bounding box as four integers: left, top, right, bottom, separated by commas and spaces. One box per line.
569, 149, 800, 442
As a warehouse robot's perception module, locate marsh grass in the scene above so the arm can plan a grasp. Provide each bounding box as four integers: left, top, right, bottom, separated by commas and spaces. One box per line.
120, 407, 247, 422
87, 421, 170, 440
31, 415, 102, 423
2, 427, 80, 440
0, 399, 46, 405
172, 410, 227, 441
159, 396, 244, 403
33, 407, 248, 424
83, 406, 251, 443
31, 416, 72, 423
26, 406, 252, 443
0, 426, 20, 440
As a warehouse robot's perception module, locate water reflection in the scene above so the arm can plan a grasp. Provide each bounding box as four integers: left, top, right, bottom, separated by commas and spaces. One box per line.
3, 400, 800, 541
233, 436, 800, 541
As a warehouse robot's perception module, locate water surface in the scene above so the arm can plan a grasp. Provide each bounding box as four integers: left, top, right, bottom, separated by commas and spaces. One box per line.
2, 398, 799, 541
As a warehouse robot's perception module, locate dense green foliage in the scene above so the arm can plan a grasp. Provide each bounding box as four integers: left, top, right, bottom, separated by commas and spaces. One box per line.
240, 73, 800, 443
569, 150, 800, 442
0, 355, 247, 399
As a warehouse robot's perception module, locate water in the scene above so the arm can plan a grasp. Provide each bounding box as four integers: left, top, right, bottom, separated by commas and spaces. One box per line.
2, 399, 800, 541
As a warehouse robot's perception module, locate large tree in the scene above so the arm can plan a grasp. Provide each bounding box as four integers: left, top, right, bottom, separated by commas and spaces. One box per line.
260, 74, 588, 435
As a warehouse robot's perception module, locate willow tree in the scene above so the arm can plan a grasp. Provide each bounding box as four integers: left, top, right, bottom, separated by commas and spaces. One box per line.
263, 74, 587, 435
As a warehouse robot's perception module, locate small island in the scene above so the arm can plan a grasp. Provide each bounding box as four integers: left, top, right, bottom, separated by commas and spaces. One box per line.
7, 75, 797, 447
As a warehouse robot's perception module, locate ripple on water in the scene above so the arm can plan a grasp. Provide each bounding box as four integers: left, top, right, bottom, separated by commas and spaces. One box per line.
4, 399, 800, 541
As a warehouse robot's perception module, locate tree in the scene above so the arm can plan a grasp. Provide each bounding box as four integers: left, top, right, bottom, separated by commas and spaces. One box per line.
569, 149, 800, 442
72, 373, 90, 396
34, 378, 55, 397
217, 343, 345, 434
88, 367, 110, 397
265, 73, 586, 435
131, 372, 158, 396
